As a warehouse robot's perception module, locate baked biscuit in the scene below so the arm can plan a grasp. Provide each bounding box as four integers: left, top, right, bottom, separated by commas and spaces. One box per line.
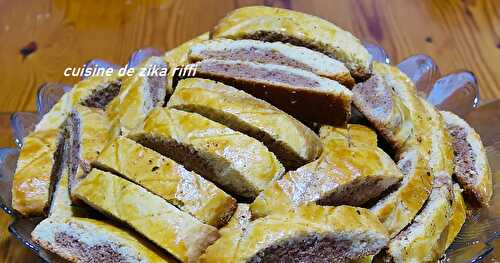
442, 111, 493, 207
211, 6, 372, 80
168, 78, 322, 169
95, 136, 236, 227
193, 59, 352, 125
377, 174, 453, 263
12, 129, 63, 216
73, 169, 219, 263
128, 107, 285, 199
106, 56, 168, 134
189, 39, 354, 86
201, 205, 388, 263
32, 217, 176, 263
251, 125, 402, 218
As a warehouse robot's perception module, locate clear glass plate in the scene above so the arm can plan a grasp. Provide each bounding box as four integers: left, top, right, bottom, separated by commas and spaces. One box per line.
0, 46, 498, 262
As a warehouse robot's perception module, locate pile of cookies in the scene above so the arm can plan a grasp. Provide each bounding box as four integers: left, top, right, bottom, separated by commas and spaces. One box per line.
11, 6, 492, 263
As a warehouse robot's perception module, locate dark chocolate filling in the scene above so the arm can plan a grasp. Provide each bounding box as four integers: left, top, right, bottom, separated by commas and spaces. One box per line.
54, 232, 131, 263
197, 60, 320, 88
81, 80, 121, 109
247, 233, 371, 263
197, 48, 314, 73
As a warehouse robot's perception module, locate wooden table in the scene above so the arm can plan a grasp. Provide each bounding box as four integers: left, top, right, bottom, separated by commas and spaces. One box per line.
0, 0, 498, 262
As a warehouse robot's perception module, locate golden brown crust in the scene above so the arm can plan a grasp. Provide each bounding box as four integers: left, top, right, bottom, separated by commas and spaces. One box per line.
250, 125, 402, 218
199, 204, 252, 262
380, 174, 453, 263
32, 217, 176, 263
162, 32, 209, 91
193, 59, 352, 126
35, 74, 121, 132
73, 105, 114, 165
445, 183, 467, 250
168, 78, 322, 169
67, 105, 116, 203
420, 99, 455, 178
106, 56, 168, 134
352, 74, 414, 151
334, 72, 356, 88
319, 124, 378, 147
188, 39, 355, 87
211, 6, 372, 80
357, 64, 459, 261
441, 110, 493, 207
48, 166, 90, 218
375, 99, 454, 262
13, 74, 122, 217
370, 149, 433, 238
73, 169, 219, 263
164, 33, 210, 69
12, 129, 61, 216
354, 63, 437, 238
10, 7, 492, 260
47, 166, 72, 218
370, 62, 433, 156
201, 205, 388, 263
129, 107, 285, 199
95, 136, 236, 227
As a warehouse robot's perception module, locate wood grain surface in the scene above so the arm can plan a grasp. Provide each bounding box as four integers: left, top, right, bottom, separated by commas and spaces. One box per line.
0, 0, 498, 262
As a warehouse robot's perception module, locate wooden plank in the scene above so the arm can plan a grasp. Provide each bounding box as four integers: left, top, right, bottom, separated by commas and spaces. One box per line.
0, 1, 498, 262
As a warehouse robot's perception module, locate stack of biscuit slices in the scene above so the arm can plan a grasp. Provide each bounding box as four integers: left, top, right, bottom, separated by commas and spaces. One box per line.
11, 6, 492, 263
